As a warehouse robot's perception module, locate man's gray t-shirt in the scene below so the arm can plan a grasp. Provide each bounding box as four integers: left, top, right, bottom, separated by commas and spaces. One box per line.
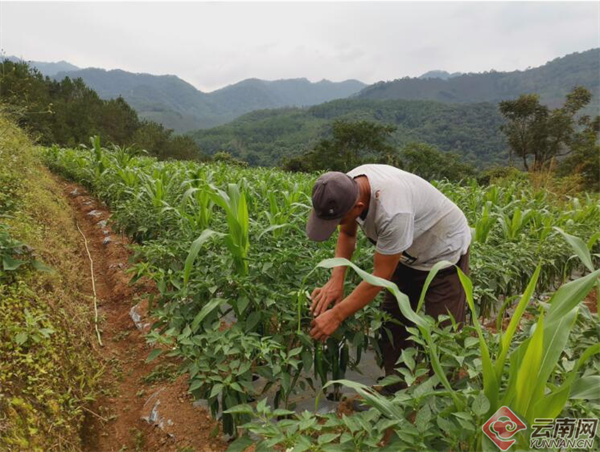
347, 164, 471, 271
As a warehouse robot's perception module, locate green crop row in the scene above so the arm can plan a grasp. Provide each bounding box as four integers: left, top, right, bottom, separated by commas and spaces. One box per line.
43, 139, 600, 444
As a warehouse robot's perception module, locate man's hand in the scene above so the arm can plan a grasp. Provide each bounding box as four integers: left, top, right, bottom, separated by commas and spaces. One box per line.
310, 278, 344, 317
310, 308, 343, 342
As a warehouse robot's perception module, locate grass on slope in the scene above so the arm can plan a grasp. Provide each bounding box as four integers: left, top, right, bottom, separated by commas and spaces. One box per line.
0, 112, 102, 451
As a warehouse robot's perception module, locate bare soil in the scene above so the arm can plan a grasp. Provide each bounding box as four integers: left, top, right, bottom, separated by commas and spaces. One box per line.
584, 288, 598, 314
55, 177, 227, 452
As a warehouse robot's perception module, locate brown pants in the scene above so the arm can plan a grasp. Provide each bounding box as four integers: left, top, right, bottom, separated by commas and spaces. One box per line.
379, 249, 470, 377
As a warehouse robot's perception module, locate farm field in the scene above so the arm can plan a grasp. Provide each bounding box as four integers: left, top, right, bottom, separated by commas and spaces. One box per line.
34, 138, 600, 451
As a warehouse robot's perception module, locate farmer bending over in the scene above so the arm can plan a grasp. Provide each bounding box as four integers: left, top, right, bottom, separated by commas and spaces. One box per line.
306, 164, 471, 387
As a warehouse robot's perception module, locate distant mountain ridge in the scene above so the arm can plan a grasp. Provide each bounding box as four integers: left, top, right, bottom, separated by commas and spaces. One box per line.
188, 48, 599, 168
6, 56, 80, 76
358, 49, 600, 110
50, 68, 366, 132
210, 78, 366, 118
4, 55, 367, 132
6, 48, 598, 136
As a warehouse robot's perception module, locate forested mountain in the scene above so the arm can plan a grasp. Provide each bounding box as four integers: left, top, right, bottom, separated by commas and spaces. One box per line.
209, 78, 365, 117
53, 68, 221, 132
0, 60, 203, 160
49, 68, 366, 132
188, 98, 507, 167
356, 49, 599, 110
5, 56, 80, 76
8, 48, 596, 136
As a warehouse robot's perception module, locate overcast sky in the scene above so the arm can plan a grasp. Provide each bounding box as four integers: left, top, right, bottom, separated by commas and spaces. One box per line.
2, 2, 598, 92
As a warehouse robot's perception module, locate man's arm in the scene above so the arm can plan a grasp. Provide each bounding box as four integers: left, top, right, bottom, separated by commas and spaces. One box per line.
310, 220, 358, 316
310, 251, 402, 341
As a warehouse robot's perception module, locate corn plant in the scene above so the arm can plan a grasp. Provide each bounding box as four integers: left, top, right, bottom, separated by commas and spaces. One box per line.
138, 168, 174, 209
300, 258, 599, 451
458, 268, 600, 449
555, 228, 600, 312
498, 206, 535, 241
178, 183, 215, 232
207, 182, 250, 276
473, 201, 496, 243
42, 143, 600, 445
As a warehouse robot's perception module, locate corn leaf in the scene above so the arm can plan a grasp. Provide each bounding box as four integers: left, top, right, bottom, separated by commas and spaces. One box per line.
555, 227, 594, 271
546, 269, 600, 323
527, 308, 578, 421
458, 268, 499, 414
183, 229, 224, 286
531, 343, 600, 419
570, 376, 600, 400
316, 258, 425, 328
416, 260, 455, 314
321, 379, 405, 420
496, 264, 541, 378
191, 298, 224, 331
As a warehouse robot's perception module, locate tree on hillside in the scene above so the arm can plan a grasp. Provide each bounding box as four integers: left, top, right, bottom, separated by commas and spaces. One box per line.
557, 115, 600, 189
0, 60, 206, 161
499, 86, 596, 171
397, 142, 476, 182
283, 120, 397, 172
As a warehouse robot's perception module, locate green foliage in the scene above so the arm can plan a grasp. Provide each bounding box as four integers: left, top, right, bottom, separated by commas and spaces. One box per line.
213, 151, 248, 167
499, 86, 598, 172
557, 115, 600, 189
190, 98, 508, 167
44, 138, 600, 442
285, 120, 397, 172
286, 139, 477, 183
0, 114, 101, 451
0, 224, 50, 283
238, 252, 599, 451
0, 60, 204, 161
397, 142, 477, 182
356, 48, 600, 113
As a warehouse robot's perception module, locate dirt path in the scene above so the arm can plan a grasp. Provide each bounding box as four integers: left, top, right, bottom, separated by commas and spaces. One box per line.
55, 176, 227, 452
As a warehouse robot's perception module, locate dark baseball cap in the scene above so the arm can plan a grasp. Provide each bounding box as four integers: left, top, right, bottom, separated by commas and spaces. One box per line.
306, 172, 359, 242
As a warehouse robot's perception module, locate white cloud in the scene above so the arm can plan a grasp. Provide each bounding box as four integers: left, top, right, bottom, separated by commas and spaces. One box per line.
1, 2, 598, 92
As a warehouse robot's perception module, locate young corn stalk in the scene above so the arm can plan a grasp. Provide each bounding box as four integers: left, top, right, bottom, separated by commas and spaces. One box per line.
316, 250, 600, 451
498, 206, 535, 241
209, 182, 250, 276
555, 228, 600, 313
474, 201, 496, 243
178, 183, 215, 232
182, 182, 250, 289
458, 262, 600, 450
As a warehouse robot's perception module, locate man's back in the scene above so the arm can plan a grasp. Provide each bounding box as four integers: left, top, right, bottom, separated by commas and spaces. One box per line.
347, 164, 471, 270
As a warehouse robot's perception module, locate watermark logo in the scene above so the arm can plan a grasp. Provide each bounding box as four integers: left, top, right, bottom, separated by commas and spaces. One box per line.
530, 418, 598, 450
482, 406, 527, 451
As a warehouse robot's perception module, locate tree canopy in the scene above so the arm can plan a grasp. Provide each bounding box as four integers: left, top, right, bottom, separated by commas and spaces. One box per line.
0, 60, 204, 161
499, 86, 599, 187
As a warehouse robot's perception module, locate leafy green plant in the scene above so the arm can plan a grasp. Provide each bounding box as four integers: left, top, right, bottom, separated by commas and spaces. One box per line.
0, 224, 51, 283
42, 141, 600, 445
555, 227, 600, 311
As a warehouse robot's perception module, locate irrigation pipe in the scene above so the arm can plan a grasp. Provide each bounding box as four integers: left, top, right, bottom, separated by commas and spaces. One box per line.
76, 222, 104, 346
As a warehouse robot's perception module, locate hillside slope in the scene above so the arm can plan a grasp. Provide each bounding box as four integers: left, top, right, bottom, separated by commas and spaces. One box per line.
0, 114, 100, 450
51, 68, 366, 132
5, 55, 80, 76
189, 98, 507, 167
356, 48, 600, 109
